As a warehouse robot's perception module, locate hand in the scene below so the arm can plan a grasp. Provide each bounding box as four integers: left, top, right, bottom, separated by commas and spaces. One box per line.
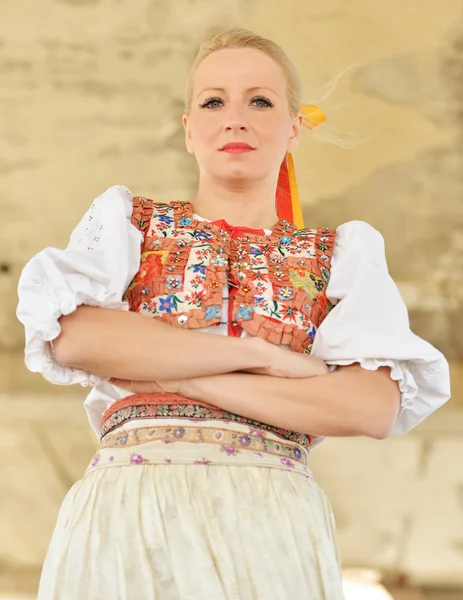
244, 338, 329, 379
108, 378, 182, 395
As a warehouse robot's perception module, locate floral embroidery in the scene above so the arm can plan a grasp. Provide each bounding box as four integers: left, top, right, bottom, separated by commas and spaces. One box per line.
191, 290, 207, 307
278, 286, 294, 301
270, 253, 286, 264
235, 305, 254, 320
281, 304, 298, 323
252, 272, 268, 282
190, 275, 203, 289
212, 256, 227, 267
321, 267, 330, 283
221, 445, 239, 455
190, 264, 207, 274
126, 198, 336, 361
100, 401, 312, 454
307, 326, 316, 342
166, 275, 183, 290
292, 447, 302, 459
101, 424, 309, 466
314, 293, 330, 314
193, 230, 212, 240
173, 426, 185, 438
158, 215, 174, 225
249, 429, 264, 437
159, 296, 175, 313
130, 453, 146, 465
90, 454, 100, 468
205, 305, 221, 321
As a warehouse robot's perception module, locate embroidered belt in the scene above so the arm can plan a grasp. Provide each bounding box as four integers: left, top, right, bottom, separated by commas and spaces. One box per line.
100, 392, 313, 452
87, 418, 312, 478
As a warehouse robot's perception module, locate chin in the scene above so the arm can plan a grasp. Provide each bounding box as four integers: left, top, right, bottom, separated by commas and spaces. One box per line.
222, 172, 258, 188
218, 162, 261, 181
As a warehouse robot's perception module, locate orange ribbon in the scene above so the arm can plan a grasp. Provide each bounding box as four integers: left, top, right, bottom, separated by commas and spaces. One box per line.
276, 104, 326, 230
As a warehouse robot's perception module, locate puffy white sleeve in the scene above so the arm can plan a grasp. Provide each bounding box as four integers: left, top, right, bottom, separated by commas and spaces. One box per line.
311, 220, 451, 435
16, 185, 142, 386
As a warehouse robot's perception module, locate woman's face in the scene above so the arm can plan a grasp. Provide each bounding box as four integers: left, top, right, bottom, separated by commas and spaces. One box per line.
183, 48, 302, 187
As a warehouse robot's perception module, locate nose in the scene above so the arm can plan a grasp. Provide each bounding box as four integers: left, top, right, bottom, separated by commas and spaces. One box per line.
224, 104, 248, 132
225, 122, 247, 132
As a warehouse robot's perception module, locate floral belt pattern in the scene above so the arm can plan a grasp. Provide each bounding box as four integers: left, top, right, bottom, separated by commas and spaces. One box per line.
87, 419, 311, 478
100, 394, 313, 452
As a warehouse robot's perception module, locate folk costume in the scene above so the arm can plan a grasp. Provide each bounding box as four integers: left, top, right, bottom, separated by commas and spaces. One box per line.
17, 106, 450, 599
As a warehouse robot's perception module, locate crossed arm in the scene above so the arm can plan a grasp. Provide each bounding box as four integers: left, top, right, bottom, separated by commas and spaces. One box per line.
55, 306, 401, 440
169, 366, 401, 440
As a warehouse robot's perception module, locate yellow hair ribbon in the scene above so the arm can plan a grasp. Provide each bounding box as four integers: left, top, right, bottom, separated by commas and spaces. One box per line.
285, 104, 326, 229
300, 104, 327, 130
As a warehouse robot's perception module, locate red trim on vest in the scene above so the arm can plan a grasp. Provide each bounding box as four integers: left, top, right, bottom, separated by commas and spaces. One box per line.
209, 219, 266, 338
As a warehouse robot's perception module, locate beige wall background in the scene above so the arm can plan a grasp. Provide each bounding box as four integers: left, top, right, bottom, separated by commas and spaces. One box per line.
0, 0, 462, 597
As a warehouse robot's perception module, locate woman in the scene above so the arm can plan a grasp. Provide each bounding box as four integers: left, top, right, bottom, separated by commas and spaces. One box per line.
17, 28, 450, 600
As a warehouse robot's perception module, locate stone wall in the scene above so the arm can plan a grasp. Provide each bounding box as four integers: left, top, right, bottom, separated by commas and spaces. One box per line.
1, 0, 462, 595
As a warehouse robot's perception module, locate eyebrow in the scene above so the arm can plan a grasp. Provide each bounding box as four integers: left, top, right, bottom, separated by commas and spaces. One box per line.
196, 86, 279, 98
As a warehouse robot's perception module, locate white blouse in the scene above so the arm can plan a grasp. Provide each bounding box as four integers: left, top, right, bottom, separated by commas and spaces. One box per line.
16, 185, 451, 439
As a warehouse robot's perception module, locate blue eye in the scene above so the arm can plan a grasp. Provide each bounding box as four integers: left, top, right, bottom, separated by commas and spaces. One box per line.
251, 96, 273, 108
199, 97, 223, 109
198, 95, 274, 109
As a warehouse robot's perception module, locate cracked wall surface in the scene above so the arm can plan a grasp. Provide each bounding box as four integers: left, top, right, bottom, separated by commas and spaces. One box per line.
0, 0, 462, 595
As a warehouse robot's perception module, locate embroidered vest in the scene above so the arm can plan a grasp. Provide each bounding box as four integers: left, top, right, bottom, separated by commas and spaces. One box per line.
123, 197, 335, 354
101, 197, 336, 448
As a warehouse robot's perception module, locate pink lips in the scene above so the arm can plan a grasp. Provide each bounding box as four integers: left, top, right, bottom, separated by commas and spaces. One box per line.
219, 142, 255, 153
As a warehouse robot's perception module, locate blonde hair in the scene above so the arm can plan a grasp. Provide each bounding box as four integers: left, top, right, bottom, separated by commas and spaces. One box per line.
185, 28, 302, 116
185, 29, 364, 150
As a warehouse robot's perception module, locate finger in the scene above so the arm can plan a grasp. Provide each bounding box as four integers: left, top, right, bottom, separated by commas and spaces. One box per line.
109, 378, 135, 391
157, 379, 180, 394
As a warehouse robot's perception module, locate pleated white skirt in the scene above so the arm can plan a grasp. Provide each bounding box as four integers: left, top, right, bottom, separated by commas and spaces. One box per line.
38, 419, 345, 600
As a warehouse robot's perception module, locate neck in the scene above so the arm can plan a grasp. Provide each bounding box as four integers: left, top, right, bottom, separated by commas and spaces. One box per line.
192, 175, 280, 230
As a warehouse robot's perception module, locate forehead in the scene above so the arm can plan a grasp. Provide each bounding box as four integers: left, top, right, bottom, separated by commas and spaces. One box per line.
193, 48, 286, 95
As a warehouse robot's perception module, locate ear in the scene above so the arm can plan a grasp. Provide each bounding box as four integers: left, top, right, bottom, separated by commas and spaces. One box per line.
183, 114, 194, 155
287, 113, 303, 154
